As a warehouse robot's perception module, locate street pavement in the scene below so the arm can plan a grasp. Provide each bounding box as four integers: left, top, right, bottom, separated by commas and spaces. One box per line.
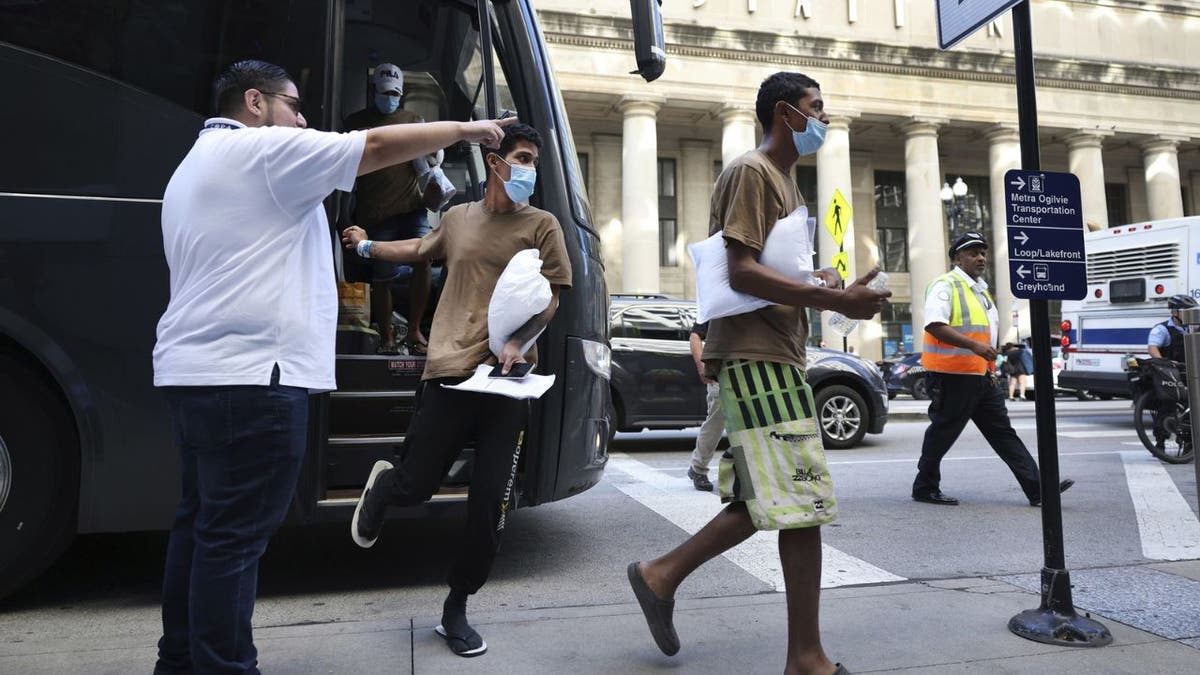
2, 398, 1198, 673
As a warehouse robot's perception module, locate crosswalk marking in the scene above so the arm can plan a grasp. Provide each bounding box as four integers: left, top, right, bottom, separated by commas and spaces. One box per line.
1120, 451, 1200, 561
1059, 430, 1137, 439
605, 454, 905, 589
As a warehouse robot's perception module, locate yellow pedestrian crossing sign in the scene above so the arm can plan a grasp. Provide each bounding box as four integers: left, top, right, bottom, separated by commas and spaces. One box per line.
825, 189, 852, 249
831, 251, 850, 280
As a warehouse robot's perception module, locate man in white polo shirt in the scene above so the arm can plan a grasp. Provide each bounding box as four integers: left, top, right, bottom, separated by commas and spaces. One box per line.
151, 59, 512, 675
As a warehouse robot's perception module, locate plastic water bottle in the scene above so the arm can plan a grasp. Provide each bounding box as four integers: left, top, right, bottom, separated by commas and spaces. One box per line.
826, 271, 889, 338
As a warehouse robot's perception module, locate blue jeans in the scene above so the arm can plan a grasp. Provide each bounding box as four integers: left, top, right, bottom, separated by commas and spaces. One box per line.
366, 210, 431, 282
155, 368, 308, 674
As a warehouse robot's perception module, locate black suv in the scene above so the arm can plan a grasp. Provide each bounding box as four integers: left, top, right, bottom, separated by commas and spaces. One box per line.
608, 296, 889, 449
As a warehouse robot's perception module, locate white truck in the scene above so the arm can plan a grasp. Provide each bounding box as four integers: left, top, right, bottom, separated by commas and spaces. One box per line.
1058, 217, 1200, 398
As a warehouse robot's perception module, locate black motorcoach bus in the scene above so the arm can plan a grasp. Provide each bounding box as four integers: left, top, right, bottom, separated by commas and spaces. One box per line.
0, 0, 665, 597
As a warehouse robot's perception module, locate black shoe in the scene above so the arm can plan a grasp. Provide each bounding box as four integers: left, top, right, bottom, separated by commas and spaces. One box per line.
687, 467, 713, 492
627, 562, 679, 656
351, 460, 393, 548
1029, 479, 1075, 507
912, 490, 959, 505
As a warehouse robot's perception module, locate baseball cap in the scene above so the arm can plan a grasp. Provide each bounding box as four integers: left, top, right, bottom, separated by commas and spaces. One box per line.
948, 231, 988, 258
372, 63, 403, 95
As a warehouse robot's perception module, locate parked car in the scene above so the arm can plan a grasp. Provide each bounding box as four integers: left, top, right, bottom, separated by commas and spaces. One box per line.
881, 341, 1065, 402
882, 353, 928, 399
608, 297, 889, 449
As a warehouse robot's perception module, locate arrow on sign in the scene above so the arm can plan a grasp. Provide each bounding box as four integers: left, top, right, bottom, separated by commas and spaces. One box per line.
1015, 231, 1029, 246
1010, 175, 1026, 190
1016, 264, 1029, 279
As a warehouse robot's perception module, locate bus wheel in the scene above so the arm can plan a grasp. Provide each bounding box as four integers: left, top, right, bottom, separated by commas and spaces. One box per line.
0, 355, 79, 599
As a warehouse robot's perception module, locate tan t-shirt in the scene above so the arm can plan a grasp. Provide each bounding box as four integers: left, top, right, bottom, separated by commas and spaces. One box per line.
702, 150, 809, 373
343, 108, 424, 226
418, 201, 573, 380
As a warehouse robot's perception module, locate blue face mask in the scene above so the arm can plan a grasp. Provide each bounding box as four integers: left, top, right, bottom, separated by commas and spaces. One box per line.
785, 105, 827, 156
374, 93, 399, 115
494, 159, 536, 203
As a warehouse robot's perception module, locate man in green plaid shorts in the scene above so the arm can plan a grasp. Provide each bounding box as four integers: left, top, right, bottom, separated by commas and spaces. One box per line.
626, 72, 889, 675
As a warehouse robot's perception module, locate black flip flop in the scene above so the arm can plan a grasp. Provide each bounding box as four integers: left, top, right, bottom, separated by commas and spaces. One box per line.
834, 664, 852, 675
626, 562, 680, 656
434, 624, 487, 657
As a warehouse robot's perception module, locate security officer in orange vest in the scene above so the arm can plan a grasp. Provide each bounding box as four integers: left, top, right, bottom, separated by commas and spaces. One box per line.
911, 232, 1074, 506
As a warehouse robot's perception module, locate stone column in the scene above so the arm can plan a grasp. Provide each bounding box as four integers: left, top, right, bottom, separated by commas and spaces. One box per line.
851, 151, 883, 361
987, 124, 1025, 344
719, 105, 757, 167
403, 77, 442, 123
816, 114, 858, 351
1065, 130, 1112, 231
592, 133, 624, 292
621, 98, 662, 293
680, 139, 714, 300
1142, 136, 1187, 221
901, 118, 948, 345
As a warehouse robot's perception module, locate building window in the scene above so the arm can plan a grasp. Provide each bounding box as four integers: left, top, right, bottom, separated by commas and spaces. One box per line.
658, 158, 678, 266
881, 302, 913, 356
874, 171, 908, 272
794, 166, 819, 260
1105, 183, 1129, 227
577, 152, 589, 194
808, 309, 823, 348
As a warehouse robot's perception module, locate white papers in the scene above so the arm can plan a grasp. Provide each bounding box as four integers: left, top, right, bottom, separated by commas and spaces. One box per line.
441, 364, 556, 400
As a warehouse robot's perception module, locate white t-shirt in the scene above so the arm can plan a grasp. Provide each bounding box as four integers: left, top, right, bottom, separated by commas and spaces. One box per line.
924, 265, 1000, 349
153, 118, 367, 392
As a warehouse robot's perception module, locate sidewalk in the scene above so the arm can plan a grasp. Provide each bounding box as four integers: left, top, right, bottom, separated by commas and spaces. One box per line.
887, 397, 1131, 423
5, 562, 1198, 674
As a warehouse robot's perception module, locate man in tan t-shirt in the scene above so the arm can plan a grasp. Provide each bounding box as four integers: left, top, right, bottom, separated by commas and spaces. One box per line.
340, 122, 571, 659
626, 73, 889, 675
343, 63, 442, 354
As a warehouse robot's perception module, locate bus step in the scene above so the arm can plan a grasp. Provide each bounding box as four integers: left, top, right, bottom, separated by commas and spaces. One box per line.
316, 485, 470, 508
329, 392, 413, 436
323, 437, 476, 492
335, 353, 425, 391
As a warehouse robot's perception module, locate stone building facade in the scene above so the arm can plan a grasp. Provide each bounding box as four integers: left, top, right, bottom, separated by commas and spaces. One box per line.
535, 0, 1200, 360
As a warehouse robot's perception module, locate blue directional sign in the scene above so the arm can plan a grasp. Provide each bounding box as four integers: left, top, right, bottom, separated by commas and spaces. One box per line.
1005, 170, 1087, 300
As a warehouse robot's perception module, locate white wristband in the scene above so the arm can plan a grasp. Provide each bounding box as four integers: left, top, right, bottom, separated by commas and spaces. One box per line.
356, 239, 373, 259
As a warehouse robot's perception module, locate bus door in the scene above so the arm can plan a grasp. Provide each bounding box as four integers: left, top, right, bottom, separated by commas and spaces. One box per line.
305, 0, 531, 517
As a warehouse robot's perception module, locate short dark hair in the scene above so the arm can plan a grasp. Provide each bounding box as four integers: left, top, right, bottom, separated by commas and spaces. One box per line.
212, 60, 293, 117
755, 72, 821, 130
493, 122, 542, 157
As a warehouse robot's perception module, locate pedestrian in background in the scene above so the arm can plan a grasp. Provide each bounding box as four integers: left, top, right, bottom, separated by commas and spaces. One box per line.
1003, 342, 1028, 401
343, 63, 440, 355
151, 59, 512, 674
910, 232, 1073, 507
687, 321, 722, 491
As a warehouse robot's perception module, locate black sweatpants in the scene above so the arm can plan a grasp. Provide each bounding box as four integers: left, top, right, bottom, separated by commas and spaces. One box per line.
373, 378, 528, 595
912, 372, 1041, 500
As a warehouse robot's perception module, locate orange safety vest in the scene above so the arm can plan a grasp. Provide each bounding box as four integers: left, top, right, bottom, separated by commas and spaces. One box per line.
921, 272, 994, 375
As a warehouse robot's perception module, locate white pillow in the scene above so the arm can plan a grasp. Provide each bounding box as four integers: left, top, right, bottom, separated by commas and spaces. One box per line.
488, 249, 552, 358
688, 206, 817, 323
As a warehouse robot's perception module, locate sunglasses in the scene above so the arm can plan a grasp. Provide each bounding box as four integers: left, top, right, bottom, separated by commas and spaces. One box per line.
261, 91, 303, 113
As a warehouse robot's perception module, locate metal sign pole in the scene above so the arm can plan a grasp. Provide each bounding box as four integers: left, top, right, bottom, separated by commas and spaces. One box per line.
1006, 1, 1110, 647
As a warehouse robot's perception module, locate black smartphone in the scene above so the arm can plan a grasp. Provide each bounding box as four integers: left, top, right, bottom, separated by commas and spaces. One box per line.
489, 362, 533, 379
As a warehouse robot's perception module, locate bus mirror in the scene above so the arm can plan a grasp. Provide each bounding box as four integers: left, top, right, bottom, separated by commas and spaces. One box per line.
629, 0, 666, 82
